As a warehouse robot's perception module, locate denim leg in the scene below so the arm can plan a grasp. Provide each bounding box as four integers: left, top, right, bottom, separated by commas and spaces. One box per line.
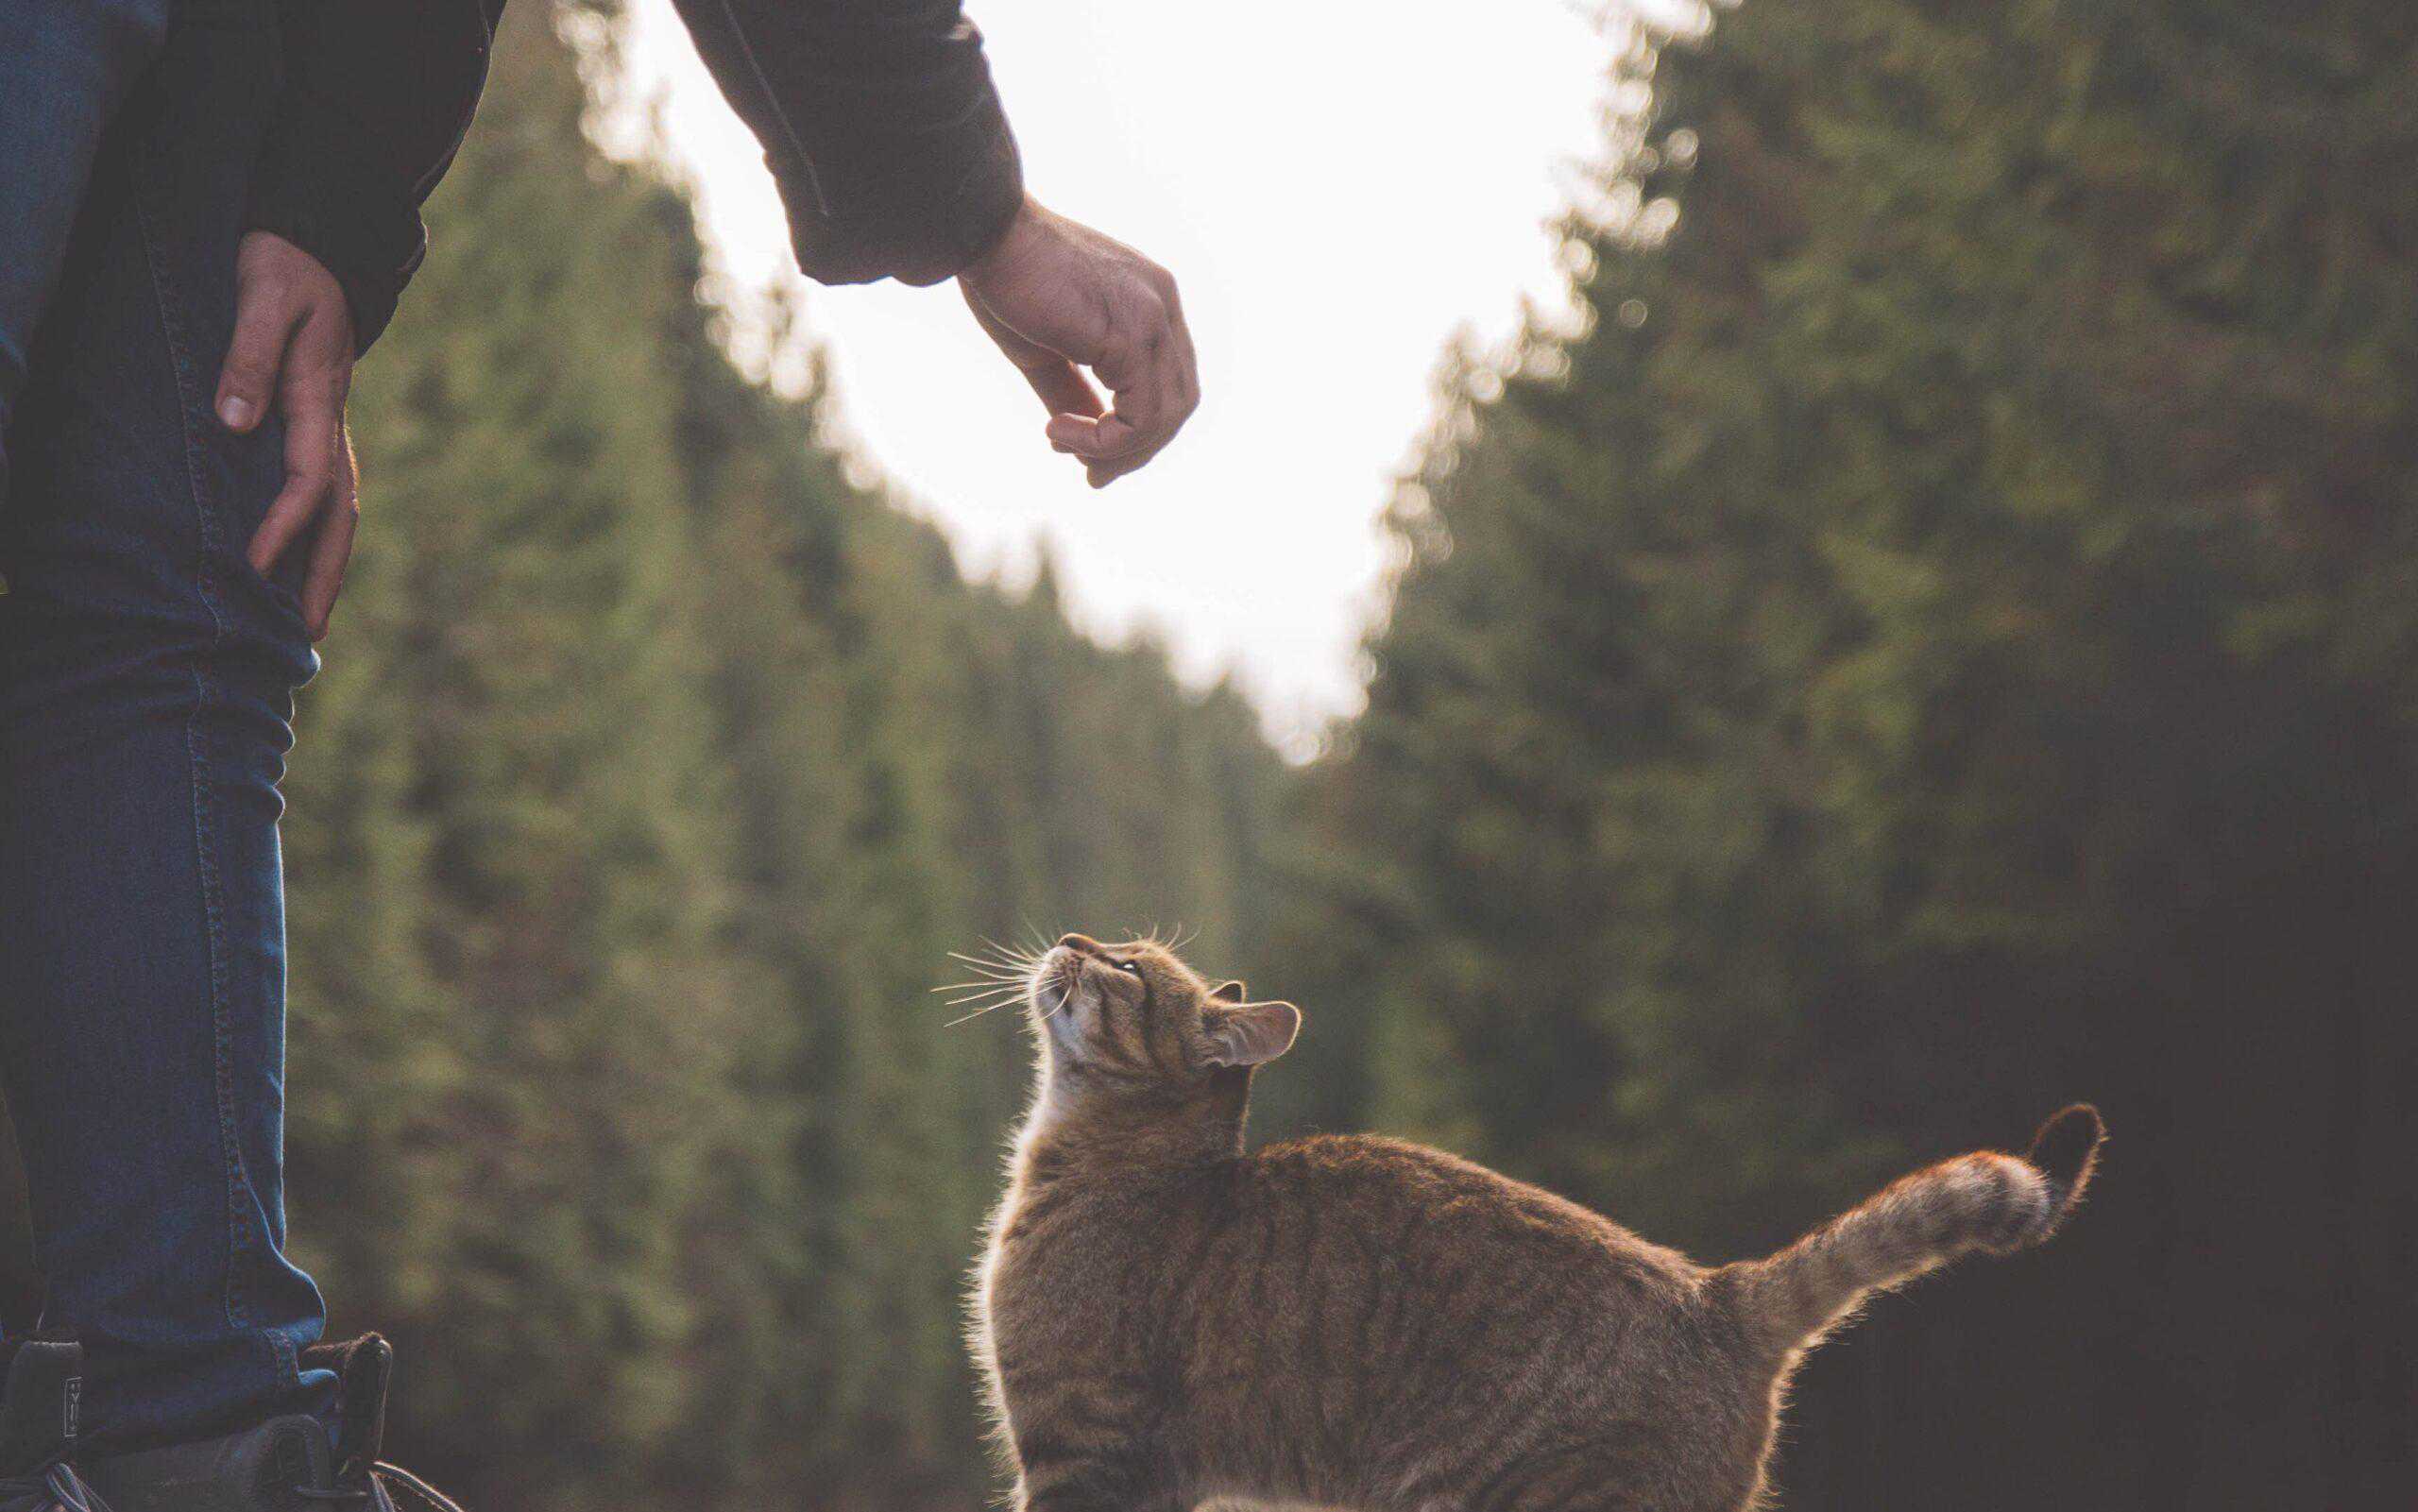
0, 0, 170, 505
0, 0, 337, 1451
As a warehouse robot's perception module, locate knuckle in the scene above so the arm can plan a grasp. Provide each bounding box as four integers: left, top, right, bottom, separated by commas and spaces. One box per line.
1121, 285, 1169, 331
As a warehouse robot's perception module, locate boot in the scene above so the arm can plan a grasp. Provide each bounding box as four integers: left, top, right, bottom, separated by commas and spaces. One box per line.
80, 1334, 463, 1512
0, 1338, 111, 1512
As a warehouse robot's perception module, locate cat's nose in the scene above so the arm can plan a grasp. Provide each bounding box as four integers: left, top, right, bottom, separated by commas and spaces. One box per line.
1057, 933, 1103, 957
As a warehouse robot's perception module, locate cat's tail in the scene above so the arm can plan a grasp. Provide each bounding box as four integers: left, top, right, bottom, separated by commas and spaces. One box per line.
1713, 1105, 2104, 1364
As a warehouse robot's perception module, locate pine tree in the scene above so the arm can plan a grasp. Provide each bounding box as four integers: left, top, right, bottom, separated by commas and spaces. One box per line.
1310, 1, 2418, 1505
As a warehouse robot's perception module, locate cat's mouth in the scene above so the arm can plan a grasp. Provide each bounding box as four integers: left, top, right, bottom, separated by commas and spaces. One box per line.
1031, 945, 1082, 1020
1030, 945, 1091, 1064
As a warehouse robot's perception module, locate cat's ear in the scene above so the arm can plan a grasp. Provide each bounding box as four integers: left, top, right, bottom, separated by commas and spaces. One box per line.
1205, 1001, 1301, 1067
1209, 980, 1248, 1004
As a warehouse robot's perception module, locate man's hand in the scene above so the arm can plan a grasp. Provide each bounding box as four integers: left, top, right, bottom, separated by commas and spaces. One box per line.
216, 230, 359, 641
959, 199, 1199, 488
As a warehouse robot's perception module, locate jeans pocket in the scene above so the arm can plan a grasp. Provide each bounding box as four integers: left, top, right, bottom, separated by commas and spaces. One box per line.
206, 419, 315, 637
222, 529, 311, 626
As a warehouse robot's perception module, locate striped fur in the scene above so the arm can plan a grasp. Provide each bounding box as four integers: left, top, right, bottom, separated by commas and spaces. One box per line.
970, 935, 2106, 1512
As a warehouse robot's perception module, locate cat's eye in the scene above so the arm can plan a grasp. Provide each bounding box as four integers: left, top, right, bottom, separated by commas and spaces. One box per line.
1116, 960, 1141, 974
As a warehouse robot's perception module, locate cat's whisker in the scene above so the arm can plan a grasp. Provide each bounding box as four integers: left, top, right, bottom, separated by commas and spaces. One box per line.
934, 930, 1062, 1022
943, 984, 1027, 1003
943, 967, 1028, 987
950, 948, 1034, 975
943, 975, 1030, 994
982, 936, 1040, 966
945, 997, 1028, 1028
936, 939, 1047, 1013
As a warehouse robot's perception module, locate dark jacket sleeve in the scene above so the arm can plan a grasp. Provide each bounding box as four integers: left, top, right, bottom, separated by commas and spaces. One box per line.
247, 0, 505, 353
668, 0, 1026, 286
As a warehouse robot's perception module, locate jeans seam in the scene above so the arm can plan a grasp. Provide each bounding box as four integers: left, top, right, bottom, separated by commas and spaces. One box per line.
129, 154, 259, 1351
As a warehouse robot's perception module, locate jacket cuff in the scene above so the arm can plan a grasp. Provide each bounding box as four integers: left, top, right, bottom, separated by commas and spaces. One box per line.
774, 74, 1027, 286
246, 131, 427, 354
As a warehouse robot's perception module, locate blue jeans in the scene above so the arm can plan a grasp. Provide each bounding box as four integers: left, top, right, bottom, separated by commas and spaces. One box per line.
0, 0, 337, 1451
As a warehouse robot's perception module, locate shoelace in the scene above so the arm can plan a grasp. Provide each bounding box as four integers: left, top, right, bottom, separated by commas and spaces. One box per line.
0, 1462, 106, 1512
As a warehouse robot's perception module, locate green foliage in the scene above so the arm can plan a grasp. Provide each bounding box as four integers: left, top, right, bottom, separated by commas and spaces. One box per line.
1301, 0, 2418, 1504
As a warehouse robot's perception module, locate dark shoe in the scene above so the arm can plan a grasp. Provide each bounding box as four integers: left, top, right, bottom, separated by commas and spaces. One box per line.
80, 1334, 461, 1512
0, 1339, 111, 1512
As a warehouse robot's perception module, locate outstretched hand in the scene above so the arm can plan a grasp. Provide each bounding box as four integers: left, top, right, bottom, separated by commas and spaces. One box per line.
216, 230, 359, 641
959, 199, 1199, 487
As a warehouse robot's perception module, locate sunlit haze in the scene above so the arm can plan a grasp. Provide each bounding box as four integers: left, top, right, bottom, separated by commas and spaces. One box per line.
613, 0, 1616, 753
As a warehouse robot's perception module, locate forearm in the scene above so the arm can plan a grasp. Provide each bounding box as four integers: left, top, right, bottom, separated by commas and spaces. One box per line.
247, 0, 502, 350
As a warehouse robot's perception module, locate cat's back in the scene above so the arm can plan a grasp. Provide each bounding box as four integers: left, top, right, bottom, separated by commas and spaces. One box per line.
1240, 1131, 1705, 1300
989, 1132, 1704, 1309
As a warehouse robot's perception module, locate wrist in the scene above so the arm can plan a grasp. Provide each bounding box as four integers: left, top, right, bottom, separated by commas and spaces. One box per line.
960, 195, 1046, 289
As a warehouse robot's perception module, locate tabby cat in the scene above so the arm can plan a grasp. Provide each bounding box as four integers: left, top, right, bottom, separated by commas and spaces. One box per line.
969, 933, 2103, 1512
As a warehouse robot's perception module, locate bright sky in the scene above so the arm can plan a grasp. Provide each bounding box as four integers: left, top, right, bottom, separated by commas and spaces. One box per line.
615, 0, 1623, 754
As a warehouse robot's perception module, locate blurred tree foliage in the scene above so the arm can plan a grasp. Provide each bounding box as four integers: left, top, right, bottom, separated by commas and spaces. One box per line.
1298, 0, 2417, 1505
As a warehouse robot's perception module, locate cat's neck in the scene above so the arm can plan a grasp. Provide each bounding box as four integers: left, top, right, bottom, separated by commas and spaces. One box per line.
1013, 1068, 1252, 1180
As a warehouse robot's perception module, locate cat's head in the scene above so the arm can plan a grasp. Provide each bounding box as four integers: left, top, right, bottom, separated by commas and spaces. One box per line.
1027, 933, 1299, 1096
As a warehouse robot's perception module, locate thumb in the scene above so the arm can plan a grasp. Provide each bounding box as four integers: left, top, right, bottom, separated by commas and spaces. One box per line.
216, 284, 302, 433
